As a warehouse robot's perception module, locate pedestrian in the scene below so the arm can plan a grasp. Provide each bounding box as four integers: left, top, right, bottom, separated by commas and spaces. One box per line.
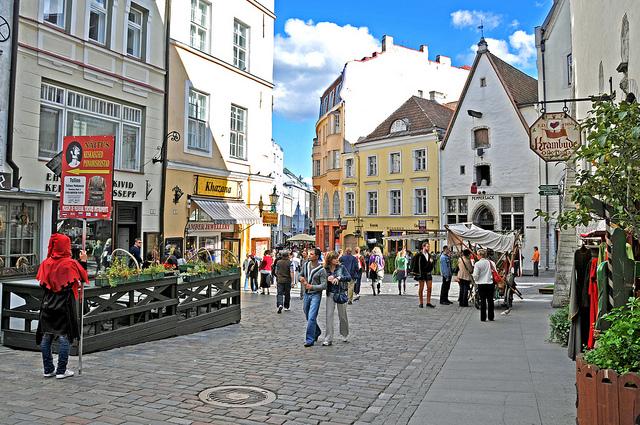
472, 249, 496, 322
323, 251, 350, 346
368, 246, 385, 295
275, 250, 295, 313
394, 249, 408, 295
129, 238, 143, 268
36, 233, 89, 379
456, 249, 473, 307
339, 247, 359, 304
532, 246, 540, 277
92, 240, 103, 272
439, 246, 453, 305
101, 238, 112, 269
300, 248, 327, 347
353, 247, 364, 301
411, 241, 435, 308
259, 249, 273, 294
299, 249, 308, 299
242, 253, 251, 291
247, 254, 259, 293
512, 248, 522, 277
291, 251, 301, 289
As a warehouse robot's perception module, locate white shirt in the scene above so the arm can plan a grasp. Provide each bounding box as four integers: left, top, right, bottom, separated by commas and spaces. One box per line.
472, 258, 495, 285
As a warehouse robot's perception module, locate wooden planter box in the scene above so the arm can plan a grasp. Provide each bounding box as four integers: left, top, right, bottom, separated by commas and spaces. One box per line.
576, 356, 640, 425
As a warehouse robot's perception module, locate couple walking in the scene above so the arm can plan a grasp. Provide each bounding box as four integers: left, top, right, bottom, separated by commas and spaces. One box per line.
300, 249, 350, 347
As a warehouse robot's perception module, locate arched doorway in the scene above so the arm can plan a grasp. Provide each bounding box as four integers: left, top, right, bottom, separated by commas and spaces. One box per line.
473, 205, 495, 230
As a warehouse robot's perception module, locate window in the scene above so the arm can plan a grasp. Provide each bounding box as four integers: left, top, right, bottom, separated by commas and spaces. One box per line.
44, 0, 66, 28
322, 193, 329, 218
345, 192, 354, 216
473, 128, 489, 149
230, 105, 247, 159
88, 0, 108, 45
567, 54, 573, 86
500, 196, 525, 232
345, 158, 354, 178
0, 201, 40, 269
332, 113, 340, 134
390, 152, 401, 174
414, 149, 426, 171
367, 156, 377, 176
313, 160, 321, 177
332, 192, 340, 218
187, 89, 208, 151
390, 119, 408, 133
329, 150, 340, 170
480, 77, 486, 87
39, 83, 142, 171
476, 165, 491, 186
233, 20, 249, 71
446, 198, 468, 224
460, 165, 465, 175
367, 192, 378, 215
190, 0, 209, 52
390, 190, 401, 215
414, 188, 427, 215
127, 5, 145, 59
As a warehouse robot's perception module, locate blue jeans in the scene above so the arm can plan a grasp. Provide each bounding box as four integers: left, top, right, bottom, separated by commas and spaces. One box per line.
354, 274, 362, 295
302, 291, 322, 344
244, 275, 249, 290
40, 333, 70, 375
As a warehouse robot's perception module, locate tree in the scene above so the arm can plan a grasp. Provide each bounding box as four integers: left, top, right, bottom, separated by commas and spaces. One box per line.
538, 99, 640, 238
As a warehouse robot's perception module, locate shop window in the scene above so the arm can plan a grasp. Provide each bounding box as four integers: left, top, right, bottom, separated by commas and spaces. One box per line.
446, 198, 468, 224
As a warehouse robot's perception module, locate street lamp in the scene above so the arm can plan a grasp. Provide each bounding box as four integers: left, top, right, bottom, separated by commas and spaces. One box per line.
268, 186, 279, 211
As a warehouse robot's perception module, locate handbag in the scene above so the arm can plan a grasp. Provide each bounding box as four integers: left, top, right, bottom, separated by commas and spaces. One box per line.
490, 263, 504, 287
333, 291, 348, 304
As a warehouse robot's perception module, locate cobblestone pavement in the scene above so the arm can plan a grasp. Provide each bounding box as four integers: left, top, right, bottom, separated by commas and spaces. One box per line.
0, 276, 559, 425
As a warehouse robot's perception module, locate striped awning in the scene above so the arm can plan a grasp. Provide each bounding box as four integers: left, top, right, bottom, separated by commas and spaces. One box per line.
192, 199, 261, 225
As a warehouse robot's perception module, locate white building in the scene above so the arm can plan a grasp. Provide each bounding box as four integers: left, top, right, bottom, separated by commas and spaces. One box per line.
282, 168, 314, 237
440, 39, 563, 272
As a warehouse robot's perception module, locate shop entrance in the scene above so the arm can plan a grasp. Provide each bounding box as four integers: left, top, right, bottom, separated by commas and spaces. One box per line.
115, 202, 141, 251
222, 237, 241, 265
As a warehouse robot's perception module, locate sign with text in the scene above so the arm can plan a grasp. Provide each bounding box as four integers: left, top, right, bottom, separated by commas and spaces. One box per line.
539, 184, 561, 196
529, 112, 581, 162
59, 135, 115, 219
262, 211, 278, 226
195, 176, 239, 198
186, 222, 234, 232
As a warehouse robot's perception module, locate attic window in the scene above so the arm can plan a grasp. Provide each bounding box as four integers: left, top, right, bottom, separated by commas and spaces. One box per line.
390, 119, 408, 133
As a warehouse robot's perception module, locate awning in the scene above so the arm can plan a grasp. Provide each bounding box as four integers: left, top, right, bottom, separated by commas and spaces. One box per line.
383, 231, 447, 241
192, 198, 261, 225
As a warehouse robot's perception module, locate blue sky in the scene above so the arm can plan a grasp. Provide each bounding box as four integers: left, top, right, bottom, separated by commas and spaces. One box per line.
273, 0, 553, 178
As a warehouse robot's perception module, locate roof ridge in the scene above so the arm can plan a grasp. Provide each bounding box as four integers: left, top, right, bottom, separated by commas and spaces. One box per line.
411, 96, 436, 128
488, 52, 536, 82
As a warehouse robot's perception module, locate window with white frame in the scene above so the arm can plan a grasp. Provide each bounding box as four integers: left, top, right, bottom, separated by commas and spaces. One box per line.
500, 196, 525, 232
332, 113, 340, 134
313, 160, 321, 177
345, 192, 355, 216
88, 0, 108, 45
187, 89, 208, 151
446, 198, 468, 224
390, 152, 401, 174
390, 119, 407, 133
233, 20, 249, 71
414, 188, 427, 215
39, 83, 143, 171
44, 0, 67, 29
127, 4, 145, 59
190, 0, 209, 52
367, 156, 377, 176
367, 191, 378, 215
345, 158, 354, 177
390, 190, 401, 215
230, 105, 247, 159
414, 149, 426, 171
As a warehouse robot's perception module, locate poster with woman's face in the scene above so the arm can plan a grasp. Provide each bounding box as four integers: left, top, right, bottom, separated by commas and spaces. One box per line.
65, 142, 83, 168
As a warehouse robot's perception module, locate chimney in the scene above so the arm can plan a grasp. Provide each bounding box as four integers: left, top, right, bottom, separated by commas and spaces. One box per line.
382, 35, 394, 52
436, 55, 451, 66
477, 37, 489, 53
419, 44, 429, 56
429, 91, 446, 103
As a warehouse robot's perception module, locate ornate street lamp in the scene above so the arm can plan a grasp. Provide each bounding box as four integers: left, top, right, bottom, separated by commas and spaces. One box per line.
268, 186, 279, 212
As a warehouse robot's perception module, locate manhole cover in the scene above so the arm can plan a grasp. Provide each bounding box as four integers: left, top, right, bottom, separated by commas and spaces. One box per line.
198, 386, 277, 408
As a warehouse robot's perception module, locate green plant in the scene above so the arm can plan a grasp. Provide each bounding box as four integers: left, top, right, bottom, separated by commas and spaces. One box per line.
583, 297, 640, 374
142, 263, 166, 275
548, 305, 571, 347
105, 257, 140, 286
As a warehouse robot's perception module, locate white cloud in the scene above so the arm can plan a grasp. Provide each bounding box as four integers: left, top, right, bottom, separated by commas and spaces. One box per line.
510, 19, 520, 28
451, 10, 502, 30
461, 30, 536, 71
274, 19, 380, 120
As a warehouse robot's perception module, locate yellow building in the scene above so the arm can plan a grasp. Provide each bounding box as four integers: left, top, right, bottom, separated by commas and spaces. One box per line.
341, 96, 454, 253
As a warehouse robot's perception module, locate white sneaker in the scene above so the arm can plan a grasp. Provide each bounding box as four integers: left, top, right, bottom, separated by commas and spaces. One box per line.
322, 340, 332, 346
341, 336, 349, 343
56, 370, 74, 379
43, 371, 56, 378
284, 307, 290, 311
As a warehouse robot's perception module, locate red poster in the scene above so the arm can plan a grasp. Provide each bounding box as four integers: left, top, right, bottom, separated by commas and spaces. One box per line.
59, 135, 115, 220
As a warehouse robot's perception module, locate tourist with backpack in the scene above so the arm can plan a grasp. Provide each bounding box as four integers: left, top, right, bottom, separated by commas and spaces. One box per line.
368, 246, 385, 295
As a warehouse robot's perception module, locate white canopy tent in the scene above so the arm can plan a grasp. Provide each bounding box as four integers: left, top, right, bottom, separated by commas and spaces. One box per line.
445, 223, 518, 253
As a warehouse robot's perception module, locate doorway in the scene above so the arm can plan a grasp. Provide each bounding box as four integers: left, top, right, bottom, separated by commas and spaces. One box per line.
473, 206, 495, 230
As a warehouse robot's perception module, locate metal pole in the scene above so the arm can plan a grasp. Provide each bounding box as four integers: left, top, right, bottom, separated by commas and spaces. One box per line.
79, 219, 86, 375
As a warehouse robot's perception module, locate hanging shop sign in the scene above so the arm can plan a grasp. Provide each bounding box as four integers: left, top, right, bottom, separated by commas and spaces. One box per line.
186, 222, 234, 232
59, 135, 115, 219
195, 176, 239, 198
262, 211, 278, 226
529, 112, 581, 162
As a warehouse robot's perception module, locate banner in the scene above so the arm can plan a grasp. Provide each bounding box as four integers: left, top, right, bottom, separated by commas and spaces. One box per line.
59, 135, 115, 219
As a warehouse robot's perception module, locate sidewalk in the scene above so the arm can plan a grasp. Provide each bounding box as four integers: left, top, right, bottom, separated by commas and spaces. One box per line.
408, 289, 575, 425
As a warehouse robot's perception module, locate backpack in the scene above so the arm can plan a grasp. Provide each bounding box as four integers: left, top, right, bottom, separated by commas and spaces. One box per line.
369, 261, 378, 273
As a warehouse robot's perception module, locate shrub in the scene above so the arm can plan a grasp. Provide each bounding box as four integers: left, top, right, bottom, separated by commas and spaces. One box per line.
549, 305, 571, 347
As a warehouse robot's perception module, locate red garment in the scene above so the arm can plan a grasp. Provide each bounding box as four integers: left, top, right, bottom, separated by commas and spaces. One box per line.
36, 233, 88, 299
587, 258, 599, 349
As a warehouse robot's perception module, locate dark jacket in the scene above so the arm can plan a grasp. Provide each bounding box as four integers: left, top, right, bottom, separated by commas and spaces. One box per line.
325, 264, 351, 295
275, 258, 293, 284
129, 245, 142, 267
339, 254, 359, 280
411, 252, 434, 280
247, 257, 259, 278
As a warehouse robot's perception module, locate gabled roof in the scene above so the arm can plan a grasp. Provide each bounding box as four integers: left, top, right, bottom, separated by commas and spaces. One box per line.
440, 47, 538, 150
357, 96, 453, 144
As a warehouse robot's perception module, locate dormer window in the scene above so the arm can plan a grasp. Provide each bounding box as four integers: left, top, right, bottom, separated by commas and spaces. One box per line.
390, 119, 408, 133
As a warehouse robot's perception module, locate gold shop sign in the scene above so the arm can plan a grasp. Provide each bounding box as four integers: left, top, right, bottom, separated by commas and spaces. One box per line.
262, 211, 278, 226
195, 176, 239, 198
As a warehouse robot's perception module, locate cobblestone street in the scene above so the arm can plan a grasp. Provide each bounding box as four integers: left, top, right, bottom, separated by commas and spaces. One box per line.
0, 277, 574, 425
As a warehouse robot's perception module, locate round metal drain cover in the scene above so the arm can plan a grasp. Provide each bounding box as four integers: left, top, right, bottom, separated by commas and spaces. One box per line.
198, 386, 276, 408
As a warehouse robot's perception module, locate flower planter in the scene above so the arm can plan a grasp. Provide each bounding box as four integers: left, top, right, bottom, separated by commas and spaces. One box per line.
94, 277, 109, 287
576, 356, 640, 425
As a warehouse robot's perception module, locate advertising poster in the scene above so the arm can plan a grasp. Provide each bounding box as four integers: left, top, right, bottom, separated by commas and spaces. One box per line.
59, 135, 115, 219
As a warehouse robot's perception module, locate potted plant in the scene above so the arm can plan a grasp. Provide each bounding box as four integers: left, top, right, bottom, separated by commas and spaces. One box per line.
106, 257, 140, 287
94, 271, 109, 287
141, 263, 166, 281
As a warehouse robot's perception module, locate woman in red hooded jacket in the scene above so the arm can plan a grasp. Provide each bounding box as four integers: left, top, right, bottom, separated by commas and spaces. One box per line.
36, 233, 88, 379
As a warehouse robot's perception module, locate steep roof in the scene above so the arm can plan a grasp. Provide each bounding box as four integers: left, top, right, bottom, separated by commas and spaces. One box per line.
357, 96, 453, 144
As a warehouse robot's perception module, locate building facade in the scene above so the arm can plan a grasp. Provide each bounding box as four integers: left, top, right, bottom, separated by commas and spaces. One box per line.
164, 0, 276, 263
282, 168, 314, 238
2, 0, 167, 274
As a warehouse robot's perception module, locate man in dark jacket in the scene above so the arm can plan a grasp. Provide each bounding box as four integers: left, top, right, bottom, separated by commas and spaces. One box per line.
411, 241, 435, 308
339, 247, 359, 304
275, 251, 294, 313
129, 238, 143, 268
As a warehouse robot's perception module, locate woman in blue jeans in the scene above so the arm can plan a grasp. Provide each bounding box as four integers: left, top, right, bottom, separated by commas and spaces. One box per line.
300, 248, 328, 347
36, 233, 89, 379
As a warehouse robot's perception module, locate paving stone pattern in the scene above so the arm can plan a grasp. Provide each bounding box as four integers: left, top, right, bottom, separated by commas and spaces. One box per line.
0, 279, 472, 425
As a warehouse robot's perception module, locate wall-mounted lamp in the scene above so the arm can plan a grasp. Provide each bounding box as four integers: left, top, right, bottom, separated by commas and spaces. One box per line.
268, 186, 279, 212
172, 185, 184, 204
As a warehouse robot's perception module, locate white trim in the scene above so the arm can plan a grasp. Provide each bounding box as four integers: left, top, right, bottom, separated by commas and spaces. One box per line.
344, 191, 355, 216
388, 189, 402, 216
388, 151, 402, 174
356, 132, 438, 150
366, 154, 378, 176
366, 190, 378, 216
233, 18, 250, 72
412, 147, 427, 172
414, 187, 428, 215
183, 80, 212, 156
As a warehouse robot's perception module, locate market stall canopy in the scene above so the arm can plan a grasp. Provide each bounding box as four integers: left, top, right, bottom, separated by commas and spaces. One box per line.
446, 223, 516, 253
191, 199, 261, 225
288, 233, 316, 242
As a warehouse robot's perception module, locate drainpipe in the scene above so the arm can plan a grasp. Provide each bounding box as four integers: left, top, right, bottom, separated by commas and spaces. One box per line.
159, 0, 172, 250
540, 29, 551, 271
6, 0, 21, 189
